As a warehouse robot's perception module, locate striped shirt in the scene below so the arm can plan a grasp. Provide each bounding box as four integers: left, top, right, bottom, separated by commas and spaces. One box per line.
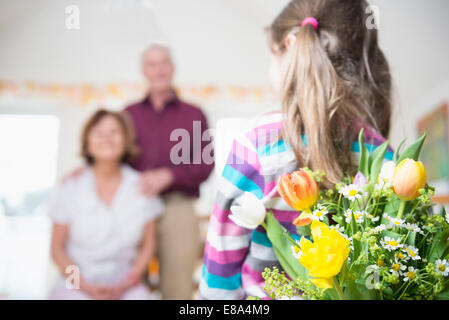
199, 112, 392, 300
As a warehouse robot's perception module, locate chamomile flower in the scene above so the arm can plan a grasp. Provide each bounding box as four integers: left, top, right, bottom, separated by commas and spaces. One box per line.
402, 266, 418, 282
366, 213, 380, 222
395, 251, 410, 262
340, 184, 365, 201
404, 223, 423, 234
381, 236, 403, 251
372, 224, 387, 234
390, 260, 406, 275
344, 209, 364, 223
330, 224, 345, 234
344, 209, 353, 223
312, 206, 328, 221
435, 259, 449, 276
404, 245, 421, 261
387, 216, 406, 228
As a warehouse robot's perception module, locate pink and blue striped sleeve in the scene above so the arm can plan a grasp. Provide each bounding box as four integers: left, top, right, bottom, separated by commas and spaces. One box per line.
199, 136, 265, 300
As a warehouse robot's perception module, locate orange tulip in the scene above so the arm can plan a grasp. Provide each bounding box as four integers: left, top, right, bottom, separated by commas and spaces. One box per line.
392, 159, 426, 201
292, 211, 314, 227
278, 169, 319, 221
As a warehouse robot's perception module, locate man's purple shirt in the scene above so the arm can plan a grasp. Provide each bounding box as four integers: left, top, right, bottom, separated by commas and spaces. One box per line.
124, 94, 214, 198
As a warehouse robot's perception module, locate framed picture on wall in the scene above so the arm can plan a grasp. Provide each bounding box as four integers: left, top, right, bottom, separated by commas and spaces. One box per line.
417, 102, 449, 182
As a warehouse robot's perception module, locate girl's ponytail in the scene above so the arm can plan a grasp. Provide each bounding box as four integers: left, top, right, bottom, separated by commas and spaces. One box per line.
270, 0, 392, 187
282, 24, 353, 185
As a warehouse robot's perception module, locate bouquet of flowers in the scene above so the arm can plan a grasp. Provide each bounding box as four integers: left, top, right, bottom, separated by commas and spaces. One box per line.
231, 129, 449, 300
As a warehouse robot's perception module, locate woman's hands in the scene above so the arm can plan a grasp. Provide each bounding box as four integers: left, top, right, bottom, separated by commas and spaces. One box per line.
81, 281, 115, 300
81, 272, 139, 300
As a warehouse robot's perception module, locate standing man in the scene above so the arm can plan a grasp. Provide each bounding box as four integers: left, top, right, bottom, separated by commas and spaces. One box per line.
124, 44, 213, 299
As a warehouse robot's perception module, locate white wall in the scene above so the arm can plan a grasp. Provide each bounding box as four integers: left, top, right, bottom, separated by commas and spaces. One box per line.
1, 0, 449, 166
0, 0, 273, 86
373, 0, 449, 146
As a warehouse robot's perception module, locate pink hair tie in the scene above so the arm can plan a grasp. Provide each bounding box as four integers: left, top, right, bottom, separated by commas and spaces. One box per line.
301, 17, 319, 30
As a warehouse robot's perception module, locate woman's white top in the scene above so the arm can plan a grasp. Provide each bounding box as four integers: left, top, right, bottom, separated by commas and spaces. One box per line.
49, 165, 164, 284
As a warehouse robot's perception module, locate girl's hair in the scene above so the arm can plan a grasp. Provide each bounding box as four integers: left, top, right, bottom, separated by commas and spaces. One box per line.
80, 109, 139, 165
268, 0, 392, 187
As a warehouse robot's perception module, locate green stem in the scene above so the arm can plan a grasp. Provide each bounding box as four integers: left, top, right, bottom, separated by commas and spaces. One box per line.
397, 200, 406, 219
332, 277, 345, 300
397, 280, 412, 300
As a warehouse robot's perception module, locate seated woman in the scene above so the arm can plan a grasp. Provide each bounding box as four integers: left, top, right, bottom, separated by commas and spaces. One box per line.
49, 109, 164, 300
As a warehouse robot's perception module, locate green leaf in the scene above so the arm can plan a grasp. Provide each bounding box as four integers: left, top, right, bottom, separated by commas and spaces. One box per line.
344, 279, 377, 300
357, 129, 370, 177
382, 196, 402, 220
393, 138, 406, 162
440, 205, 447, 218
435, 290, 449, 300
369, 141, 389, 184
406, 232, 417, 246
265, 212, 308, 282
396, 133, 427, 163
428, 229, 449, 262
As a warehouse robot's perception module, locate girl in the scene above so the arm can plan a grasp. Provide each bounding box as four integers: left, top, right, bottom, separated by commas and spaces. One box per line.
200, 0, 393, 299
49, 110, 164, 300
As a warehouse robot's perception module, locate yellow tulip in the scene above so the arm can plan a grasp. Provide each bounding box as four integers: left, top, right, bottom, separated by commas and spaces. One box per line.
298, 220, 350, 289
278, 169, 319, 213
392, 159, 426, 201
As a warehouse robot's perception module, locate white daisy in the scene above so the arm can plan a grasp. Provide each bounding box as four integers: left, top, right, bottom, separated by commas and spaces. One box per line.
390, 259, 406, 275
312, 206, 328, 221
330, 224, 345, 234
381, 236, 403, 251
395, 250, 410, 262
366, 213, 380, 222
404, 245, 421, 261
372, 224, 387, 234
340, 184, 364, 201
387, 216, 406, 228
344, 209, 364, 223
402, 266, 418, 282
404, 223, 423, 234
435, 259, 449, 276
344, 209, 353, 223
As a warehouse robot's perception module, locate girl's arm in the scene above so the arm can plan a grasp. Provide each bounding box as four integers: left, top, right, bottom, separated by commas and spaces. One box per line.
200, 136, 265, 300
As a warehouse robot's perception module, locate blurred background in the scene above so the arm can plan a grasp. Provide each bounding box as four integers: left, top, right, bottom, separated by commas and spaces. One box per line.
0, 0, 448, 299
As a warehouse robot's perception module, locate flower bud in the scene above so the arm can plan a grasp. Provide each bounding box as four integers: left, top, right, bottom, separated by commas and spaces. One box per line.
392, 159, 426, 201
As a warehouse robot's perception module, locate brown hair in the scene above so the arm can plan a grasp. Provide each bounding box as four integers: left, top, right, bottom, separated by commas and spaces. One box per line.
80, 109, 139, 165
268, 0, 392, 187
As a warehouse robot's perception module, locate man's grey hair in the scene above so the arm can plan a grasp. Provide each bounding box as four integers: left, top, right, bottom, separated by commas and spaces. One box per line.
142, 42, 173, 61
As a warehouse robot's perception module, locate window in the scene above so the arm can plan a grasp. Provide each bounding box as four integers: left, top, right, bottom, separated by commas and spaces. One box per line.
0, 114, 59, 299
